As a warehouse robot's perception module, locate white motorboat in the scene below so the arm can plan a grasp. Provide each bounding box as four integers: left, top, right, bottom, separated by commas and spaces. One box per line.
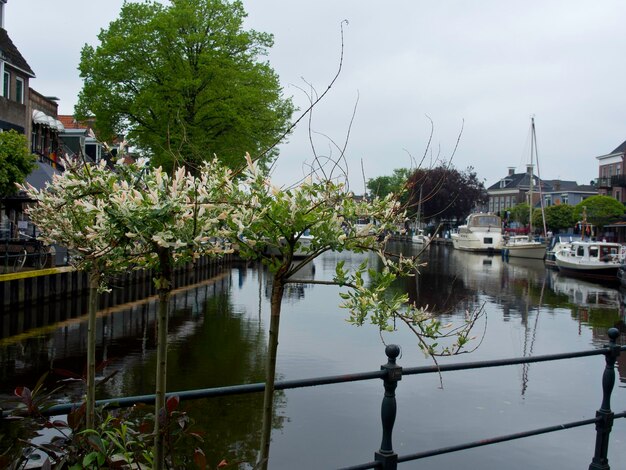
554, 240, 625, 281
545, 234, 582, 267
504, 235, 546, 260
411, 229, 430, 245
452, 213, 504, 252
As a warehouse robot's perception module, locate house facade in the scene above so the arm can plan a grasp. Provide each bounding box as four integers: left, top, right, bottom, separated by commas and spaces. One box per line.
596, 140, 626, 202
58, 115, 106, 163
487, 166, 551, 216
0, 0, 35, 136
541, 180, 596, 208
30, 88, 65, 168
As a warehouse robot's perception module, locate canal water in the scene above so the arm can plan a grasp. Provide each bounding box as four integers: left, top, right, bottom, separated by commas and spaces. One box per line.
1, 243, 626, 469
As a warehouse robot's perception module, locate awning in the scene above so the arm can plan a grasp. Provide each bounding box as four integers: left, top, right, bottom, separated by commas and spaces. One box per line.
32, 109, 63, 131
32, 109, 49, 125
46, 115, 58, 130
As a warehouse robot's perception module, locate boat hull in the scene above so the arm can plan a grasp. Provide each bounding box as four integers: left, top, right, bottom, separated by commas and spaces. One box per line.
452, 231, 503, 252
554, 240, 623, 282
555, 264, 619, 282
504, 243, 546, 260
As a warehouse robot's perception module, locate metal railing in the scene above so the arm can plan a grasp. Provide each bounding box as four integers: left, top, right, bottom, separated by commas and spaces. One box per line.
1, 237, 53, 273
595, 175, 626, 189
3, 329, 624, 469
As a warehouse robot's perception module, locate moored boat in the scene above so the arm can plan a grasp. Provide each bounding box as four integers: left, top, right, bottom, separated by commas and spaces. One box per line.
545, 234, 582, 267
554, 240, 625, 282
504, 235, 546, 260
411, 229, 430, 245
452, 213, 504, 252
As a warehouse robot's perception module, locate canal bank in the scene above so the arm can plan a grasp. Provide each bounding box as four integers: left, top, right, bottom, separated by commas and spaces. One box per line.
0, 254, 232, 319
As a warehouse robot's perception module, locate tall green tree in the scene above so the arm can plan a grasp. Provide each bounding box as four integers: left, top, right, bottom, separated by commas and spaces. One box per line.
541, 204, 575, 232
367, 168, 411, 199
0, 130, 35, 197
75, 0, 294, 172
575, 195, 625, 229
510, 202, 530, 226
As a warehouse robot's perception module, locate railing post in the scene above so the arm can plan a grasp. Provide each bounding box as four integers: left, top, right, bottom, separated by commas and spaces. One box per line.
375, 344, 402, 470
589, 327, 620, 470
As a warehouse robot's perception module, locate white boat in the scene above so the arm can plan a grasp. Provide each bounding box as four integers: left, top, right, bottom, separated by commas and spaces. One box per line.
503, 118, 547, 260
293, 233, 314, 259
545, 234, 582, 267
504, 235, 546, 259
452, 213, 504, 252
554, 240, 625, 281
411, 229, 430, 245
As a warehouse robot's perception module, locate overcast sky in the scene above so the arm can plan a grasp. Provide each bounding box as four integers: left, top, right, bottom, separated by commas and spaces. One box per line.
9, 1, 626, 193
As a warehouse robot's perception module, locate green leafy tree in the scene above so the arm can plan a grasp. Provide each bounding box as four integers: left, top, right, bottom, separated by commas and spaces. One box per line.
367, 168, 411, 199
510, 202, 530, 226
0, 130, 35, 196
575, 195, 625, 229
405, 165, 487, 222
75, 0, 294, 172
541, 204, 575, 232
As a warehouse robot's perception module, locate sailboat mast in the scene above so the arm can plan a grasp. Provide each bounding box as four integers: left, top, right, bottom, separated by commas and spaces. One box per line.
528, 119, 534, 239
532, 117, 548, 237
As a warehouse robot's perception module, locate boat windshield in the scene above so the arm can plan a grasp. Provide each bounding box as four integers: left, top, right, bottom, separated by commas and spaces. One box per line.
469, 215, 500, 227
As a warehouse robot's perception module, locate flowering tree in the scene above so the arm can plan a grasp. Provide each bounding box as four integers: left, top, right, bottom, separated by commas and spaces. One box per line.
222, 154, 479, 469
101, 158, 233, 469
21, 158, 130, 430
22, 156, 233, 469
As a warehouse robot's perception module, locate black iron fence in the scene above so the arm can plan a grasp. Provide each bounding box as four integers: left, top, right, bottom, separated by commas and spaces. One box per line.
4, 329, 625, 469
0, 236, 54, 273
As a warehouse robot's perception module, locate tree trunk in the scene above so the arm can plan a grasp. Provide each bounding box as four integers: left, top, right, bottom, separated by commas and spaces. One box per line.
154, 248, 173, 470
85, 269, 100, 430
258, 276, 285, 470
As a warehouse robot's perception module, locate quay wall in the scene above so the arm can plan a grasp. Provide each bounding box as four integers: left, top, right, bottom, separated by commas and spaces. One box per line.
0, 255, 232, 313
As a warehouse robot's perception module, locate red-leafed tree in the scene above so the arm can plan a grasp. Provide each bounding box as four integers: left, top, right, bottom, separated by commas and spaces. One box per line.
406, 165, 487, 223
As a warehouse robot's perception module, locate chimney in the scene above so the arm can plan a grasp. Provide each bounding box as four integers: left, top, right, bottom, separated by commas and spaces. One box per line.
0, 0, 6, 30
527, 164, 534, 175
508, 167, 515, 176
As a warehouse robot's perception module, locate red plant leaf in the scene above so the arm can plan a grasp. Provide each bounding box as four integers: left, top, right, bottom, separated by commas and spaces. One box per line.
67, 403, 85, 430
15, 386, 31, 401
193, 449, 207, 469
139, 420, 152, 434
217, 459, 228, 468
166, 395, 180, 414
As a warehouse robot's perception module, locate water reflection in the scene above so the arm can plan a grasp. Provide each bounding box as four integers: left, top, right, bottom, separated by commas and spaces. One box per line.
2, 248, 626, 468
0, 271, 286, 467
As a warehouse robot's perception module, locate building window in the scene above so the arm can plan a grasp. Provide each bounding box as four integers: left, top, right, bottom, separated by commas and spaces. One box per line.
15, 77, 24, 104
562, 194, 568, 205
545, 195, 552, 207
3, 70, 9, 98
